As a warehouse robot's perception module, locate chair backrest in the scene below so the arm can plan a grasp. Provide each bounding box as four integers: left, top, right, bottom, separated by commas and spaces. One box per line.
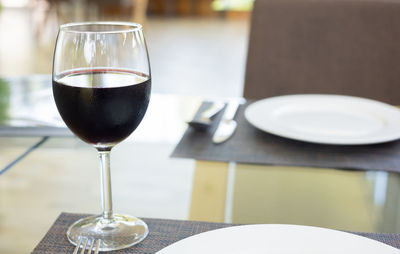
244, 0, 400, 104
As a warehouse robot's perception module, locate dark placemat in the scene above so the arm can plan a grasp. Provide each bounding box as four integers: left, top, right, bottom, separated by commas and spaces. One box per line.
31, 213, 232, 254
32, 213, 400, 253
171, 101, 400, 173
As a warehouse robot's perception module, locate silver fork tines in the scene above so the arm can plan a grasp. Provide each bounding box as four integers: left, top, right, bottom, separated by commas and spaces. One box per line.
73, 237, 101, 254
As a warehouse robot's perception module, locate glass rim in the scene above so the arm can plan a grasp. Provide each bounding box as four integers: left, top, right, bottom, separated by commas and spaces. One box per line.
59, 21, 142, 34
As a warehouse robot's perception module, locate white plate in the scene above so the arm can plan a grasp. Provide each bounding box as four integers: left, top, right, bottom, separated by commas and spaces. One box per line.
244, 94, 400, 145
157, 224, 400, 254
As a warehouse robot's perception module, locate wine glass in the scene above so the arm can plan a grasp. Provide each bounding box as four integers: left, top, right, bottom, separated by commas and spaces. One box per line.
52, 22, 151, 251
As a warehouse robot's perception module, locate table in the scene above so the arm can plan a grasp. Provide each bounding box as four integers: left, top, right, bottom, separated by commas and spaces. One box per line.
2, 76, 400, 253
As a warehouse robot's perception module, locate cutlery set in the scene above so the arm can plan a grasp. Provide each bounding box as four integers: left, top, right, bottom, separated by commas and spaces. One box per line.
188, 101, 241, 144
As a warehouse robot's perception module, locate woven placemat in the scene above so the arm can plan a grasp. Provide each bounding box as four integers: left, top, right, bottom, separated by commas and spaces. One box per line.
32, 213, 400, 253
171, 101, 400, 173
31, 213, 232, 254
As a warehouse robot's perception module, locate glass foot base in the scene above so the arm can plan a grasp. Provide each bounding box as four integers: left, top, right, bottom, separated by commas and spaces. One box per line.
67, 214, 148, 252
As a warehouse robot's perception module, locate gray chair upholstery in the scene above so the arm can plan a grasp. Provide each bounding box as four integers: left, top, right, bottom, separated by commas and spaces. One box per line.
244, 0, 400, 104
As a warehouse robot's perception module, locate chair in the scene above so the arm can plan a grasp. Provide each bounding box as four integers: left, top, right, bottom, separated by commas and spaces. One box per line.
243, 0, 400, 105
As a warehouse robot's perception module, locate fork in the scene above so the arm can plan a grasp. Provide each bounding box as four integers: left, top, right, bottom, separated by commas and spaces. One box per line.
73, 237, 101, 254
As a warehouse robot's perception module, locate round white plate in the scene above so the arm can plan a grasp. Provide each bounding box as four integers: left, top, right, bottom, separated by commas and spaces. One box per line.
156, 224, 400, 254
244, 94, 400, 145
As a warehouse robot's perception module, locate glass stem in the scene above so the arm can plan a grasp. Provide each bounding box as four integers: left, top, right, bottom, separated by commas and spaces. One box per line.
98, 149, 113, 221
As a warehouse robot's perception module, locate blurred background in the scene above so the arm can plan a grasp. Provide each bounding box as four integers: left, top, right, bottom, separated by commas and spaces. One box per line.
0, 0, 253, 97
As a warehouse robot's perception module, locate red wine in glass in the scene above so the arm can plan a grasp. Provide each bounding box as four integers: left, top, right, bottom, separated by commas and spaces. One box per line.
53, 68, 151, 146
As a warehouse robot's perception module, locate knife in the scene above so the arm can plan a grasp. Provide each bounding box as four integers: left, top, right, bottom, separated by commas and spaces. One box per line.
212, 101, 240, 144
187, 102, 225, 131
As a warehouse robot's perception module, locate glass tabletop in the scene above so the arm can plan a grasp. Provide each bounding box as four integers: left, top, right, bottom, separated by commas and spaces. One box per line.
1, 77, 400, 253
